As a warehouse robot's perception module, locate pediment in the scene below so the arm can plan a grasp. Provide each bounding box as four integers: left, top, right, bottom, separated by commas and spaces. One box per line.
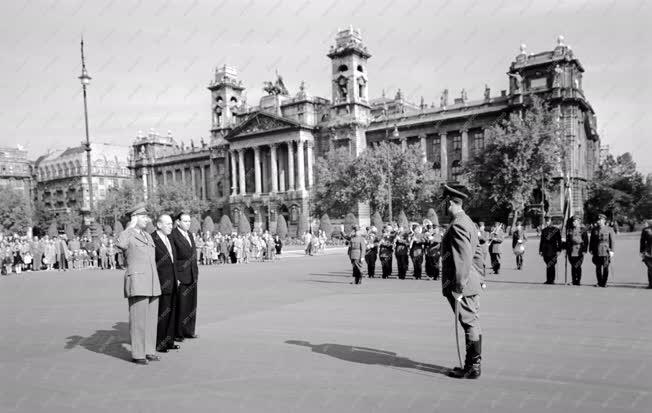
225, 111, 301, 141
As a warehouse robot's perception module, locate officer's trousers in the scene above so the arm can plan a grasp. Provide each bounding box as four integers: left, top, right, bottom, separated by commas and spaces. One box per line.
568, 255, 584, 285
645, 257, 652, 287
445, 293, 481, 341
365, 249, 377, 277
128, 296, 159, 360
425, 255, 440, 279
489, 253, 501, 273
543, 256, 557, 283
351, 258, 363, 284
515, 253, 523, 269
593, 256, 610, 287
395, 253, 409, 279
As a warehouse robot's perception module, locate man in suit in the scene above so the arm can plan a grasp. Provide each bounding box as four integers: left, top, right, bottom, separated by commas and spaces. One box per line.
590, 213, 615, 288
440, 185, 484, 379
640, 219, 652, 289
116, 203, 161, 365
566, 215, 589, 285
539, 216, 563, 284
348, 229, 367, 285
511, 221, 527, 270
488, 222, 503, 274
170, 213, 199, 339
152, 214, 181, 353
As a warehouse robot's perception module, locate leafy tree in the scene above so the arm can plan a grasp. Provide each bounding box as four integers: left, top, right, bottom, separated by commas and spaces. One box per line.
56, 209, 82, 235
466, 96, 562, 227
0, 186, 32, 234
296, 213, 309, 237
343, 213, 357, 234
190, 216, 201, 234
319, 214, 333, 237
371, 211, 384, 230
313, 147, 358, 217
113, 220, 124, 236
202, 216, 215, 234
426, 208, 439, 226
64, 224, 75, 240
276, 214, 288, 238
96, 180, 144, 224
218, 215, 233, 234
145, 182, 209, 220
238, 211, 251, 234
397, 210, 409, 229
47, 221, 59, 237
32, 200, 55, 235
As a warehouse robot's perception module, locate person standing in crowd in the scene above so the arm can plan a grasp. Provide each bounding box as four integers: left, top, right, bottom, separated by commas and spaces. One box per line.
378, 226, 394, 279
439, 185, 483, 379
590, 213, 615, 288
566, 215, 589, 286
170, 213, 200, 340
539, 216, 563, 284
274, 234, 283, 259
424, 222, 442, 280
348, 229, 366, 285
640, 219, 652, 289
117, 203, 161, 365
511, 221, 527, 270
30, 236, 43, 271
477, 222, 488, 271
394, 230, 410, 280
364, 227, 379, 278
409, 225, 425, 279
151, 214, 181, 353
488, 222, 503, 274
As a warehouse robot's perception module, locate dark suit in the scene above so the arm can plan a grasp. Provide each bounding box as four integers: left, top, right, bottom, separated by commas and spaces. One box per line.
170, 228, 199, 337
590, 224, 615, 287
566, 227, 588, 285
539, 225, 562, 283
152, 231, 178, 351
640, 225, 652, 287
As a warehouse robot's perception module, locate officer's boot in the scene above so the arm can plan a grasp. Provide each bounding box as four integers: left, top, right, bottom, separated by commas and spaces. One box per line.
448, 336, 472, 377
463, 335, 482, 379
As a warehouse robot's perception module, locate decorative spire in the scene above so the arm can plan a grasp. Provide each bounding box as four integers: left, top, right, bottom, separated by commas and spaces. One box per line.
519, 43, 527, 54
557, 35, 565, 47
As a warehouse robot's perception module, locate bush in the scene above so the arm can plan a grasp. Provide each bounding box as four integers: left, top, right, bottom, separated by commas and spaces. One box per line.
238, 211, 251, 234
296, 213, 308, 237
319, 214, 333, 237
426, 208, 439, 226
47, 221, 58, 237
371, 211, 384, 230
202, 216, 215, 234
103, 224, 113, 236
397, 210, 409, 229
276, 215, 288, 239
218, 215, 233, 234
343, 213, 357, 234
190, 216, 201, 234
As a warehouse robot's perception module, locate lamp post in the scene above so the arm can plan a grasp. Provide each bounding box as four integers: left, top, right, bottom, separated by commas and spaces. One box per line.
78, 37, 93, 218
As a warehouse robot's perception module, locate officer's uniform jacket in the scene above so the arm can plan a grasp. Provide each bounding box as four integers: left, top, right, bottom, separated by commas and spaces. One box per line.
539, 225, 562, 257
589, 225, 615, 257
566, 227, 589, 257
441, 211, 483, 297
348, 235, 367, 260
117, 227, 161, 298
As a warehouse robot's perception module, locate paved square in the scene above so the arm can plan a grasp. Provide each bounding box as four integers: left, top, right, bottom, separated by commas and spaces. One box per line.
1, 234, 650, 412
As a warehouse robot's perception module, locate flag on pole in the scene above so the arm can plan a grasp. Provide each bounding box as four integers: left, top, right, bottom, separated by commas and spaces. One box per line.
561, 174, 572, 234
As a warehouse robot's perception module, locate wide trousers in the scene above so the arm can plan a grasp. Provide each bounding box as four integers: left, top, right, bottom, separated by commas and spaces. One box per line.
445, 293, 481, 341
379, 255, 392, 278
351, 258, 363, 284
128, 296, 159, 360
176, 281, 198, 338
411, 253, 423, 279
568, 255, 584, 285
644, 257, 652, 287
593, 256, 610, 287
396, 253, 409, 279
543, 256, 557, 283
157, 291, 177, 351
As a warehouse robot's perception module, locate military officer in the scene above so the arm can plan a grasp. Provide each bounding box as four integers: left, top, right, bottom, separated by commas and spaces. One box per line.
565, 215, 589, 286
117, 203, 161, 365
511, 221, 527, 270
378, 226, 394, 279
488, 222, 504, 274
424, 223, 442, 280
409, 225, 425, 279
539, 216, 563, 284
348, 229, 367, 285
589, 214, 615, 287
640, 219, 652, 289
439, 185, 483, 379
364, 227, 380, 278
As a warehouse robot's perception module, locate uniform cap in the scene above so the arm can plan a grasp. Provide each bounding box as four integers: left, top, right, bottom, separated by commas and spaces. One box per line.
597, 213, 607, 220
128, 202, 147, 217
441, 184, 469, 203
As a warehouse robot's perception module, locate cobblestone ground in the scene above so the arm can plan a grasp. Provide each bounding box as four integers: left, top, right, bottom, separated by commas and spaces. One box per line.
1, 233, 650, 412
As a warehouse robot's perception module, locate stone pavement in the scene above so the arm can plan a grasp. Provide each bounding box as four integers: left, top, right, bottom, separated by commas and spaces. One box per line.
0, 233, 650, 412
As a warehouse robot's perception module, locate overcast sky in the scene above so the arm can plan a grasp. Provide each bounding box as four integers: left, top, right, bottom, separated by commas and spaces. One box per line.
0, 0, 649, 173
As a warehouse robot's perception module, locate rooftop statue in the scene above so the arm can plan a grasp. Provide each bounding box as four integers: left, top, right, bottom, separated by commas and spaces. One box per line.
263, 71, 289, 96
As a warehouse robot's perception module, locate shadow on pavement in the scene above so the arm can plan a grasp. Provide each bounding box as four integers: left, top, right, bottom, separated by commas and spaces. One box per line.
304, 279, 352, 284
486, 279, 649, 289
65, 322, 132, 362
309, 272, 351, 278
286, 340, 450, 375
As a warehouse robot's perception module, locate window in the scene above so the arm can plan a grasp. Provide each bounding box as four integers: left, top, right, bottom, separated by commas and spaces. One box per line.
473, 132, 485, 155
451, 160, 462, 179
338, 64, 348, 72
357, 65, 364, 72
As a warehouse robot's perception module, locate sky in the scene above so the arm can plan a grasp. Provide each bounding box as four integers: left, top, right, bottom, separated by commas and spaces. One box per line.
0, 0, 650, 173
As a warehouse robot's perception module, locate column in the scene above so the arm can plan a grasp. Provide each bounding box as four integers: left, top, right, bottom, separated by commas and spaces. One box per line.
461, 129, 469, 163
163, 168, 168, 186
181, 167, 185, 185
440, 132, 448, 180
201, 165, 206, 199
270, 143, 278, 193
306, 141, 314, 187
287, 141, 295, 191
151, 169, 157, 190
238, 149, 246, 195
254, 146, 262, 194
296, 140, 305, 190
230, 151, 237, 195
191, 166, 196, 197
420, 134, 427, 164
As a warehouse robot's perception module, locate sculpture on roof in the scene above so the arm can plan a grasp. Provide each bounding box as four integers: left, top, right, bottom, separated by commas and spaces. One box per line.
263, 71, 289, 96
460, 88, 468, 103
440, 89, 448, 108
553, 65, 563, 88
484, 84, 491, 101
508, 72, 523, 92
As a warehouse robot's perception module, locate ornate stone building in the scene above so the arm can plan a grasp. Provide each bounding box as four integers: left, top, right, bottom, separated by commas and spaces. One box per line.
34, 143, 131, 213
131, 28, 599, 230
0, 145, 33, 200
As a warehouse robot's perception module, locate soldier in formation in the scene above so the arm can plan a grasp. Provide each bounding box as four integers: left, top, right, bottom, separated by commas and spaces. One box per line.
589, 213, 615, 288
565, 215, 589, 286
539, 216, 563, 284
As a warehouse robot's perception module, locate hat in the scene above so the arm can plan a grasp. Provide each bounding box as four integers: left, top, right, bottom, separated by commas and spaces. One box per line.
597, 213, 607, 220
128, 202, 147, 217
441, 184, 469, 203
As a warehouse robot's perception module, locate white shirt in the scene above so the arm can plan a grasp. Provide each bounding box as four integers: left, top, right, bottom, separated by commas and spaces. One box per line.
156, 230, 174, 262
178, 228, 192, 247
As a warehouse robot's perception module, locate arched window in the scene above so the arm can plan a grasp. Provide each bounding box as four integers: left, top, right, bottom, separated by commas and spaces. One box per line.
357, 65, 364, 72
338, 64, 348, 72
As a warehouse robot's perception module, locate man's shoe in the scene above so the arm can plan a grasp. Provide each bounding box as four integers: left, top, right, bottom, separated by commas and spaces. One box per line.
145, 354, 161, 361
174, 337, 185, 342
185, 334, 199, 339
132, 358, 148, 365
167, 344, 181, 350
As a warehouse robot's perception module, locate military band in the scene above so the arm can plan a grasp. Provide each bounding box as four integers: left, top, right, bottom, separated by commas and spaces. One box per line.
424, 223, 442, 280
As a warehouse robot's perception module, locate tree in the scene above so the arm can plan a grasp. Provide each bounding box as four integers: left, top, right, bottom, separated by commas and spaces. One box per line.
57, 209, 82, 235
319, 214, 333, 237
238, 211, 251, 234
96, 180, 144, 224
0, 186, 32, 234
397, 210, 409, 229
343, 213, 357, 234
113, 220, 124, 236
313, 147, 358, 218
47, 221, 59, 237
426, 208, 439, 226
276, 214, 288, 238
32, 200, 55, 235
296, 213, 308, 237
466, 96, 562, 227
202, 216, 215, 234
218, 215, 233, 234
146, 182, 209, 220
371, 211, 384, 230
190, 216, 201, 234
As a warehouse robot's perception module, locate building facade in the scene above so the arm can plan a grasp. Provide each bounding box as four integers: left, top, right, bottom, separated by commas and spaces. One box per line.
131, 28, 599, 230
34, 143, 131, 213
0, 146, 33, 200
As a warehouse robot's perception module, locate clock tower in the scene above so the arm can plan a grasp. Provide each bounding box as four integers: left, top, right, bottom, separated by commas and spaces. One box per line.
208, 65, 245, 140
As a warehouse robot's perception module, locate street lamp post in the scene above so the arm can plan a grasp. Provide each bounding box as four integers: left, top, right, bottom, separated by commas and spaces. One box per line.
79, 38, 93, 218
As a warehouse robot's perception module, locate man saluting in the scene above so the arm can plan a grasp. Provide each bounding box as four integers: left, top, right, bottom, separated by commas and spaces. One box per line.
439, 185, 484, 379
